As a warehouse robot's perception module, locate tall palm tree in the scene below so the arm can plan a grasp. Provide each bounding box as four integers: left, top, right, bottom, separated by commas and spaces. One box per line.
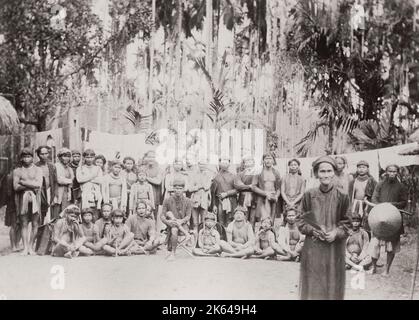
289, 0, 358, 155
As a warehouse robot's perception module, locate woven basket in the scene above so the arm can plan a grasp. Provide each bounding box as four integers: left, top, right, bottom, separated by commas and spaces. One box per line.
368, 202, 402, 241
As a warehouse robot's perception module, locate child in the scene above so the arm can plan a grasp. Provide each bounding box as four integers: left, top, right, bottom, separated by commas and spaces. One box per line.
51, 205, 87, 258
102, 160, 127, 212
252, 218, 285, 259
102, 209, 134, 256
220, 208, 255, 259
125, 200, 159, 255
80, 208, 104, 256
95, 203, 112, 238
94, 154, 107, 174
129, 168, 155, 215
345, 213, 371, 271
192, 212, 221, 256
277, 208, 305, 261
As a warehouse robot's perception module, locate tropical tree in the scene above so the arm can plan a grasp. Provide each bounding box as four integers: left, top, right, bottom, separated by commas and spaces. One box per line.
0, 95, 19, 134
290, 0, 419, 155
0, 0, 106, 131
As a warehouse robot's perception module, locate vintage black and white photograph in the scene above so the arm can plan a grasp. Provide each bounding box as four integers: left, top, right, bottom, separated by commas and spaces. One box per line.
1, 0, 419, 301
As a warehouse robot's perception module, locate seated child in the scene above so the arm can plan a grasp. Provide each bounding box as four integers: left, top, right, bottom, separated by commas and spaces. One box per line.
276, 208, 305, 261
192, 212, 221, 256
220, 208, 255, 259
102, 209, 135, 256
80, 208, 107, 255
95, 203, 112, 238
252, 218, 286, 259
51, 205, 88, 258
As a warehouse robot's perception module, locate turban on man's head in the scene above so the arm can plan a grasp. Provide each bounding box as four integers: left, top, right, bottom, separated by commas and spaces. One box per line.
312, 155, 337, 172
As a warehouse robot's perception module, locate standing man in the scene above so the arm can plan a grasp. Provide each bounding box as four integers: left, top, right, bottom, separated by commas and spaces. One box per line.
189, 160, 212, 238
234, 156, 257, 229
13, 148, 43, 255
70, 150, 82, 206
210, 158, 238, 227
367, 164, 407, 275
35, 146, 57, 224
160, 178, 192, 261
334, 156, 353, 195
143, 151, 163, 220
252, 153, 281, 225
297, 156, 351, 300
76, 149, 103, 219
52, 148, 74, 219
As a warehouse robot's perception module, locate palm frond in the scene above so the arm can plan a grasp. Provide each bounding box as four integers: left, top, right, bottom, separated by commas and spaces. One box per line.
123, 106, 152, 130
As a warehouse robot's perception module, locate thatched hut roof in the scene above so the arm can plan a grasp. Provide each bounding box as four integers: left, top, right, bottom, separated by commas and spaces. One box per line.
0, 95, 19, 134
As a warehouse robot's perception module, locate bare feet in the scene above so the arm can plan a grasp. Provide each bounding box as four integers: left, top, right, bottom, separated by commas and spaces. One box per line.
167, 253, 175, 261
20, 249, 29, 256
72, 251, 79, 258
220, 252, 229, 258
28, 249, 36, 256
382, 270, 390, 277
64, 252, 72, 259
366, 268, 377, 275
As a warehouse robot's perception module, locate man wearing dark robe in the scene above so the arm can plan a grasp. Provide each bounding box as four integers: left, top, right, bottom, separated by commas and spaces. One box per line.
70, 150, 82, 206
210, 157, 238, 227
297, 155, 351, 300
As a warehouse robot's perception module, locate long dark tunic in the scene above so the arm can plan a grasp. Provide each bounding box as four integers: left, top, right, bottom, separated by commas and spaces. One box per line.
297, 185, 351, 300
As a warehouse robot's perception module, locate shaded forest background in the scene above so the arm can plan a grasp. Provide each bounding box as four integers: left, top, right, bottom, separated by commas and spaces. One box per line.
1, 0, 419, 158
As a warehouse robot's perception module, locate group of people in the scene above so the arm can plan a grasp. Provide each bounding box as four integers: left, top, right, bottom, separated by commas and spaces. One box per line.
2, 146, 409, 299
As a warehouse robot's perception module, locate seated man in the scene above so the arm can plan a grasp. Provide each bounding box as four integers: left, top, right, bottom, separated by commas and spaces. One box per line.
95, 203, 113, 239
220, 208, 255, 259
345, 213, 371, 271
51, 205, 88, 258
125, 200, 160, 254
102, 209, 135, 256
160, 178, 192, 261
276, 208, 305, 261
80, 208, 107, 255
252, 218, 285, 259
192, 212, 222, 257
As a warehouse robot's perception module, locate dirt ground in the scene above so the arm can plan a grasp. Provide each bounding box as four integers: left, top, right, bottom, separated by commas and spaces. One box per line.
0, 208, 418, 300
